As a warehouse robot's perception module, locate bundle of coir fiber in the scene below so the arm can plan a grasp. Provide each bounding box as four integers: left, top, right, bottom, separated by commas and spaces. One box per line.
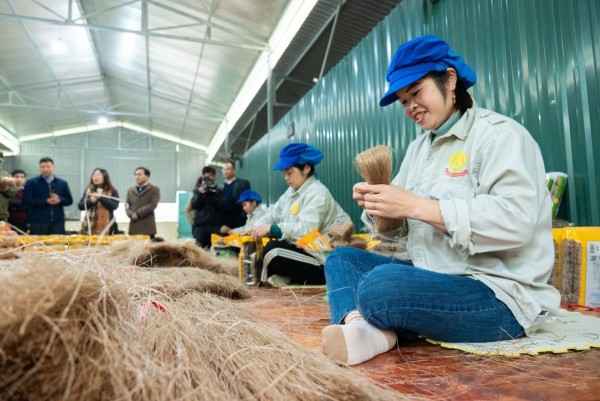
327, 221, 368, 250
120, 266, 251, 300
560, 239, 581, 306
108, 239, 235, 275
354, 145, 406, 233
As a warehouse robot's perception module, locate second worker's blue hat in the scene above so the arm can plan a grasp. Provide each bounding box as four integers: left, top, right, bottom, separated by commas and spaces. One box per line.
237, 189, 262, 204
273, 143, 324, 170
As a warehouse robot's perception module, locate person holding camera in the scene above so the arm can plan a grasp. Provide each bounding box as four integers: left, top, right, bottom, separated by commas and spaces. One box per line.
191, 166, 224, 248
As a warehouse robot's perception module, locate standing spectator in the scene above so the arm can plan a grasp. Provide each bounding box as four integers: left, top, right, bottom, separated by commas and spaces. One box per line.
23, 157, 73, 235
221, 160, 250, 231
8, 169, 28, 233
78, 168, 120, 235
125, 167, 160, 240
0, 153, 17, 222
191, 166, 223, 248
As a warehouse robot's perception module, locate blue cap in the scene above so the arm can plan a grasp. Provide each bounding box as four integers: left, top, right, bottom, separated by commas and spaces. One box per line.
379, 35, 477, 107
273, 143, 324, 170
237, 189, 262, 204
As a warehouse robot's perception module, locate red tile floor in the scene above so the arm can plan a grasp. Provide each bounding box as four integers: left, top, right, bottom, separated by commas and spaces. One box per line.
241, 287, 600, 401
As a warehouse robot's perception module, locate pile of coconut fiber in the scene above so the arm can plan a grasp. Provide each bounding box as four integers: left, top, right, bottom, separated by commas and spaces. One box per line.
116, 238, 238, 275
0, 244, 410, 401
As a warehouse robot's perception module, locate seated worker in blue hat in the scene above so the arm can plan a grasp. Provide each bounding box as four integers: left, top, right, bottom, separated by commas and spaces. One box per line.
221, 189, 265, 235
251, 143, 351, 288
322, 35, 560, 365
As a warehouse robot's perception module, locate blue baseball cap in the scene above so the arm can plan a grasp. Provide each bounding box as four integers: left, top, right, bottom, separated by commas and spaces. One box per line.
379, 35, 477, 107
237, 189, 262, 204
273, 143, 324, 170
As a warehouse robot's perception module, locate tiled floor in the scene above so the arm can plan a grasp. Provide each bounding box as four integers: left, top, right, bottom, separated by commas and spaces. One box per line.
241, 287, 600, 401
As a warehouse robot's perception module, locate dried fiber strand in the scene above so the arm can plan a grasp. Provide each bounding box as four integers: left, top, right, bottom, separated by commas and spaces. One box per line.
355, 145, 406, 233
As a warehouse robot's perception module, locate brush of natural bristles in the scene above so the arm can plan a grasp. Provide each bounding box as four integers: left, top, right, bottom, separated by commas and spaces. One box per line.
355, 145, 406, 233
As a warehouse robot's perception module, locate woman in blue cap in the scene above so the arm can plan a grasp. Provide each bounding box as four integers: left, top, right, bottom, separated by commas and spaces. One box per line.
251, 143, 351, 287
322, 35, 560, 365
222, 189, 265, 235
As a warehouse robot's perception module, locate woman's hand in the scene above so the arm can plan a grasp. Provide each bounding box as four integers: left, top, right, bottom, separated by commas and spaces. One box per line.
251, 224, 271, 241
352, 182, 369, 208
358, 183, 418, 220
358, 183, 446, 232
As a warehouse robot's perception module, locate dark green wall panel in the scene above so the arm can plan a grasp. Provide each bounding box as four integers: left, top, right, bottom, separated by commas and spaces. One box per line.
240, 0, 600, 227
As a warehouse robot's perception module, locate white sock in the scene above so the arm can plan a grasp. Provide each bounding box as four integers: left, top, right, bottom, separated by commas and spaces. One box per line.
321, 312, 397, 365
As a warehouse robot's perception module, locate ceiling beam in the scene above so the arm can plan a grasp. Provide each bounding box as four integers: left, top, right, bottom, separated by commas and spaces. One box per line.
221, 1, 347, 156
1, 75, 226, 119
0, 102, 223, 121
0, 12, 268, 51
147, 0, 267, 46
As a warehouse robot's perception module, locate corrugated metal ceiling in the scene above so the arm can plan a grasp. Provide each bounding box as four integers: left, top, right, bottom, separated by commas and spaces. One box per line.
223, 0, 403, 159
0, 0, 401, 160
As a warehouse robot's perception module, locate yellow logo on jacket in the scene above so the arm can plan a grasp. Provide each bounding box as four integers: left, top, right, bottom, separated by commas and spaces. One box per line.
290, 203, 300, 215
445, 150, 469, 177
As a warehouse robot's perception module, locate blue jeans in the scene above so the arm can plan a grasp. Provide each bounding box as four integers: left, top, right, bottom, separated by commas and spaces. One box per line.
325, 247, 525, 343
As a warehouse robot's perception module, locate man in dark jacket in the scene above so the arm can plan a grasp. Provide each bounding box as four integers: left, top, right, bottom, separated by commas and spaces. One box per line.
220, 160, 250, 232
191, 166, 223, 248
23, 157, 73, 235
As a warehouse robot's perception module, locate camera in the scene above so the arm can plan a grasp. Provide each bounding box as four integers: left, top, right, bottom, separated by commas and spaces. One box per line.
200, 177, 217, 193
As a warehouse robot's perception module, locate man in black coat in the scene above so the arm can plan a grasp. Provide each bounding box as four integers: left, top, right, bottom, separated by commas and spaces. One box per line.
23, 157, 73, 235
220, 160, 250, 232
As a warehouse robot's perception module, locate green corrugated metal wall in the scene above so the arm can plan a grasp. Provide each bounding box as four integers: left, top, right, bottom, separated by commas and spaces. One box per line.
239, 0, 600, 227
